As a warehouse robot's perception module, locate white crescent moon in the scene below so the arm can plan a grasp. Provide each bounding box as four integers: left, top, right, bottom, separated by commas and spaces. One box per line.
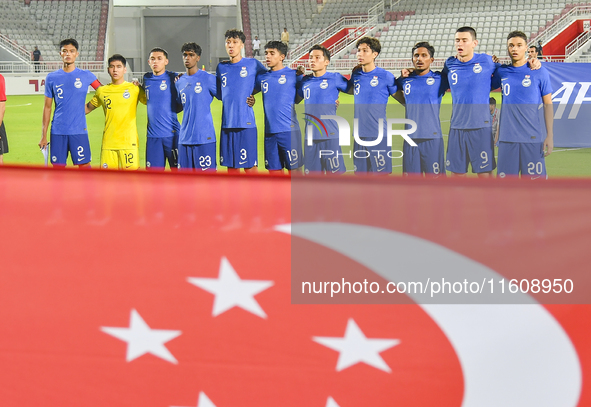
276, 223, 582, 407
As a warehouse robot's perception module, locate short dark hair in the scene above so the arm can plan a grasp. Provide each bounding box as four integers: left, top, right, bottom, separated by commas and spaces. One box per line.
456, 26, 477, 40
529, 45, 538, 50
181, 42, 202, 56
59, 38, 79, 50
225, 29, 246, 44
308, 44, 331, 61
265, 41, 288, 56
149, 47, 168, 59
108, 54, 126, 66
489, 97, 496, 105
507, 30, 528, 42
412, 41, 435, 58
356, 37, 381, 55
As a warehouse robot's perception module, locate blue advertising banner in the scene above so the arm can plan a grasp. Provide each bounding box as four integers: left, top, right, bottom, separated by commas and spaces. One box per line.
544, 62, 591, 147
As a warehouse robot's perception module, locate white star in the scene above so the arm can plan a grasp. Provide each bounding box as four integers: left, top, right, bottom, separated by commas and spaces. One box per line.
187, 257, 273, 318
326, 396, 341, 407
313, 319, 400, 372
101, 309, 181, 364
171, 392, 217, 407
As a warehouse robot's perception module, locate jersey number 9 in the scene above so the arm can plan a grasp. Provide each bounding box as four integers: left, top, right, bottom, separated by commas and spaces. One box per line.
262, 82, 269, 94
451, 72, 458, 85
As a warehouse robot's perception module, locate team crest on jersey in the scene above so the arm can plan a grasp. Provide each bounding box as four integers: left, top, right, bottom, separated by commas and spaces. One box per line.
74, 78, 82, 88
426, 77, 435, 85
195, 83, 203, 93
370, 76, 379, 87
240, 67, 248, 77
522, 75, 532, 87
147, 161, 151, 168
473, 63, 482, 74
51, 156, 57, 162
160, 80, 167, 91
499, 172, 506, 178
278, 75, 286, 84
320, 79, 328, 89
123, 90, 131, 99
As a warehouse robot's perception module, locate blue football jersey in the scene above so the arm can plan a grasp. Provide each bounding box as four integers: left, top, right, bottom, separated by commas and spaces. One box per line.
443, 53, 499, 129
175, 70, 217, 145
256, 67, 300, 134
216, 57, 267, 129
143, 71, 181, 138
297, 72, 350, 140
352, 66, 397, 139
492, 64, 553, 143
397, 70, 448, 139
44, 68, 97, 135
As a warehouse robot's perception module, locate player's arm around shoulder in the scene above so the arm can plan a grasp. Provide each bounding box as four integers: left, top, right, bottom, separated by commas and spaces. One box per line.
136, 81, 147, 105
541, 68, 554, 156
86, 88, 100, 114
392, 76, 406, 106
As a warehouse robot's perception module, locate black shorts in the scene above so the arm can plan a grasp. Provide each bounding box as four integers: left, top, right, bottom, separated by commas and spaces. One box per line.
0, 122, 8, 155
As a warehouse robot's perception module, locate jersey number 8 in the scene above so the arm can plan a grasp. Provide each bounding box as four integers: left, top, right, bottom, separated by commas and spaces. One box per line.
404, 83, 411, 95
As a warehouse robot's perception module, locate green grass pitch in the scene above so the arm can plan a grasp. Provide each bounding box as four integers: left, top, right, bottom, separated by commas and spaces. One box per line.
3, 92, 590, 177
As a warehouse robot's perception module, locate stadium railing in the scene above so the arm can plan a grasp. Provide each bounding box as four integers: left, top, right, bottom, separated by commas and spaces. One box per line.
287, 1, 384, 64
0, 33, 32, 63
0, 61, 106, 74
566, 30, 591, 59
531, 5, 591, 47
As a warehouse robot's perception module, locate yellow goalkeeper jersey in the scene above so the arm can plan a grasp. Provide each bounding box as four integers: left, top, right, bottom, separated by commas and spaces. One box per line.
90, 82, 146, 150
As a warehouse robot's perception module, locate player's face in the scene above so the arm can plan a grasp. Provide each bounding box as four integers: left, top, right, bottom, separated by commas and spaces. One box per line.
507, 37, 527, 62
182, 51, 199, 69
528, 47, 538, 59
454, 32, 477, 57
356, 43, 378, 66
60, 44, 79, 64
308, 50, 329, 72
490, 104, 495, 114
225, 37, 243, 58
149, 52, 168, 74
412, 47, 433, 71
265, 48, 284, 69
108, 61, 127, 81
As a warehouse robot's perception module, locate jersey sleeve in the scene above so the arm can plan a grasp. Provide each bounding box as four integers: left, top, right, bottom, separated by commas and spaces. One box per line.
255, 59, 267, 76
386, 71, 398, 95
86, 71, 99, 89
539, 68, 553, 96
0, 75, 6, 102
208, 73, 218, 99
296, 76, 305, 98
90, 90, 101, 108
337, 73, 350, 93
254, 74, 262, 93
491, 67, 502, 90
44, 75, 53, 98
216, 64, 222, 100
437, 71, 449, 96
138, 85, 147, 105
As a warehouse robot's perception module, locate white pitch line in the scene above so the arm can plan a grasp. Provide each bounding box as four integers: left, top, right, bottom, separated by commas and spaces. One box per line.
6, 103, 32, 107
553, 148, 587, 153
